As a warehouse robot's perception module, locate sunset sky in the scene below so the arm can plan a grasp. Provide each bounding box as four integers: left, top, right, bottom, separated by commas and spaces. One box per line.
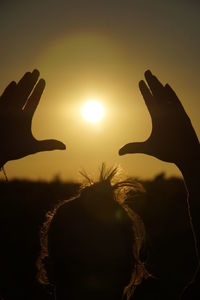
0, 0, 199, 181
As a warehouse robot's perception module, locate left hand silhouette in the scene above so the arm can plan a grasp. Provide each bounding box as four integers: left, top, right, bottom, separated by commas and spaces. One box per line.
0, 69, 66, 167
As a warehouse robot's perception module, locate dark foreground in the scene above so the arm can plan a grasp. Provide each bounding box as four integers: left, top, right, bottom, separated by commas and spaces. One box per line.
0, 174, 198, 299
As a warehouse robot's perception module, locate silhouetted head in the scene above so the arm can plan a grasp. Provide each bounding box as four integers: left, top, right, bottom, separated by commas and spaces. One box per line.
37, 165, 149, 299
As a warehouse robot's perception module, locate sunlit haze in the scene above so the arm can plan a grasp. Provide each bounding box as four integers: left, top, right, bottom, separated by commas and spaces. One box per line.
81, 100, 105, 123
0, 1, 199, 181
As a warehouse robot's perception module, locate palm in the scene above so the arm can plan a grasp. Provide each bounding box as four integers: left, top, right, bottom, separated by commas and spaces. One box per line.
0, 70, 65, 166
119, 70, 199, 166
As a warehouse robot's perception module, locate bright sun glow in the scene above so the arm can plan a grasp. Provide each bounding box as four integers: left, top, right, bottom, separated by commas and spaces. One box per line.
81, 100, 105, 123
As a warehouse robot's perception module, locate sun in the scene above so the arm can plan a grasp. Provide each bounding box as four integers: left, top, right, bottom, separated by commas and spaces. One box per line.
81, 100, 105, 123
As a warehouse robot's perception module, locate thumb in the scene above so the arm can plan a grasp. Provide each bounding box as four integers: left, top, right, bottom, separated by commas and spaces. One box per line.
119, 141, 149, 156
34, 139, 66, 153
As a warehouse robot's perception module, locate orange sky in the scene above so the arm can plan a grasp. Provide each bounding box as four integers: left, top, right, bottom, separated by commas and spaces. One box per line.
0, 1, 199, 181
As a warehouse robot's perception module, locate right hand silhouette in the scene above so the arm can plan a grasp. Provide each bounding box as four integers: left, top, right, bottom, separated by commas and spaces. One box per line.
0, 69, 66, 167
119, 70, 199, 167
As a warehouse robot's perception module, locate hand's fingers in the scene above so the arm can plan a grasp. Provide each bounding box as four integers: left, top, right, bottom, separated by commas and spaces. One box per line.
165, 84, 185, 108
119, 141, 149, 156
33, 139, 66, 153
139, 80, 155, 116
0, 81, 16, 103
144, 70, 165, 100
24, 79, 45, 117
15, 69, 40, 108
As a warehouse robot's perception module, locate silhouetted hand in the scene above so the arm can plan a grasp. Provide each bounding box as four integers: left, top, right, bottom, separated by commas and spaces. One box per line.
0, 69, 66, 167
119, 70, 200, 297
119, 70, 199, 167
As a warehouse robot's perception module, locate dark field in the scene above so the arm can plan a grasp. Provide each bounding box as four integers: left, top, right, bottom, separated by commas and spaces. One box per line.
0, 174, 198, 299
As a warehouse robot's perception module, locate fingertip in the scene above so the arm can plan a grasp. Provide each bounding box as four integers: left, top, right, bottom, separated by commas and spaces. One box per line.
118, 147, 126, 156
59, 142, 66, 150
54, 141, 66, 150
36, 140, 66, 152
32, 69, 40, 77
38, 78, 46, 88
24, 72, 31, 77
2, 81, 17, 96
139, 80, 145, 89
144, 69, 152, 77
139, 80, 143, 86
10, 81, 17, 87
119, 142, 145, 155
165, 83, 174, 93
